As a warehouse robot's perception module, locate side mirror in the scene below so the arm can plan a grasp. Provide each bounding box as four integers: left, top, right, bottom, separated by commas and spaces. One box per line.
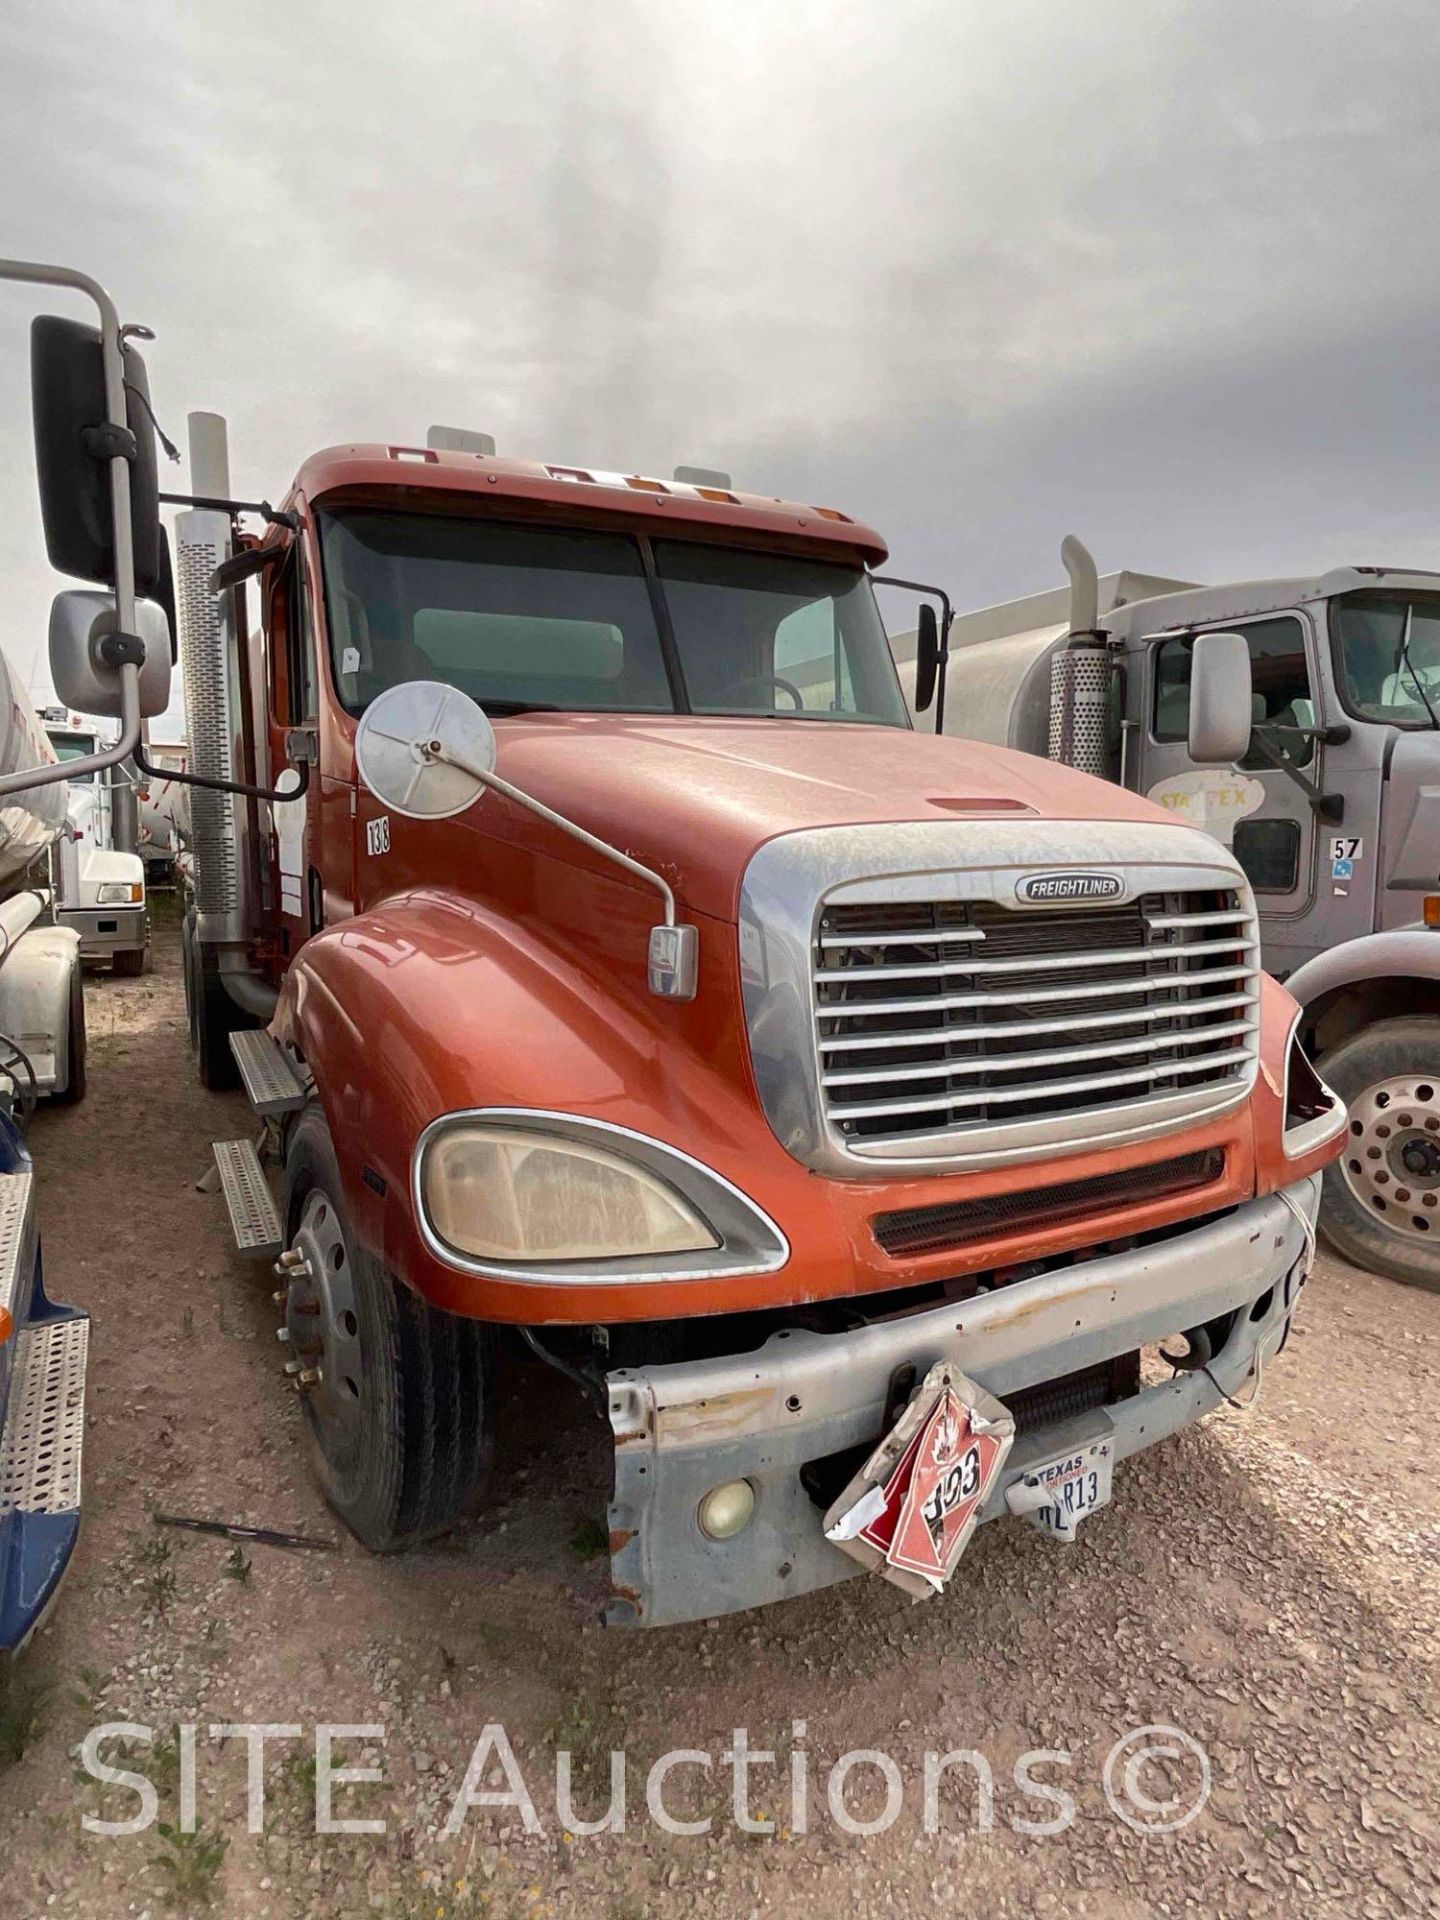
48, 590, 172, 720
1187, 631, 1253, 765
31, 315, 163, 597
913, 603, 940, 714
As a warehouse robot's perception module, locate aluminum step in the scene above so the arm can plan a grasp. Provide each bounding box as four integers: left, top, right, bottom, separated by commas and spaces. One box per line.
0, 1315, 88, 1516
228, 1029, 307, 1117
0, 1170, 33, 1327
213, 1139, 284, 1258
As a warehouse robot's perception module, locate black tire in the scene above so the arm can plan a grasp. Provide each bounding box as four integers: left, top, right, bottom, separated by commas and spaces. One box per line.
1316, 1014, 1440, 1292
182, 908, 246, 1090
111, 946, 146, 978
282, 1106, 494, 1550
52, 962, 86, 1106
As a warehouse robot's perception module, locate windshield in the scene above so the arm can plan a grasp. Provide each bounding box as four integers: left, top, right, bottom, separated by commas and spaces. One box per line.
1332, 591, 1440, 726
319, 509, 909, 728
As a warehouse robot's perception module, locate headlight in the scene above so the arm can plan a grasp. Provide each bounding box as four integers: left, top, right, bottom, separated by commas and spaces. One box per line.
96, 882, 143, 904
423, 1126, 720, 1262
414, 1111, 790, 1282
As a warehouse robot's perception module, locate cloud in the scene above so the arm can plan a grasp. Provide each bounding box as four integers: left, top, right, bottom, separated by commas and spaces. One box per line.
1, 0, 1437, 724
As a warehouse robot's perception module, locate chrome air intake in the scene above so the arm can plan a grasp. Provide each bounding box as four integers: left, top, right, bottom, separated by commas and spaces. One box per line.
739, 820, 1260, 1176
174, 506, 248, 943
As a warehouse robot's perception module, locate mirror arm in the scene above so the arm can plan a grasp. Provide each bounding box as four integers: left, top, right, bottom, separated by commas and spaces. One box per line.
0, 257, 143, 795
1243, 728, 1341, 818
133, 738, 310, 807
433, 746, 677, 925
159, 490, 299, 531
872, 575, 954, 733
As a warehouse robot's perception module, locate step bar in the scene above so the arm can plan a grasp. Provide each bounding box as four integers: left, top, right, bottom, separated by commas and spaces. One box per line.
213, 1139, 284, 1258
228, 1029, 307, 1116
0, 1308, 89, 1654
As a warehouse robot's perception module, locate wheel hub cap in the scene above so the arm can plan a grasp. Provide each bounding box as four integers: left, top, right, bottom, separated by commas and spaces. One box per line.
283, 1189, 364, 1445
1340, 1073, 1440, 1240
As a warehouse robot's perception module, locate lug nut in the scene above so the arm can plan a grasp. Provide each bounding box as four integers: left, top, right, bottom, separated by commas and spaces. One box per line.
271, 1288, 288, 1307
297, 1367, 322, 1388
283, 1358, 304, 1376
277, 1327, 292, 1344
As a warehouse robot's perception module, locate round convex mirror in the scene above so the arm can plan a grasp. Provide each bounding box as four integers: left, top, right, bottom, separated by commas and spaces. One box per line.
353, 680, 497, 820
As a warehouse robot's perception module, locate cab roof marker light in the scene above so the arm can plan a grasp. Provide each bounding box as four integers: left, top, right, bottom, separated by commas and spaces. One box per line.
813, 506, 854, 523
624, 475, 670, 494
694, 486, 740, 504
388, 446, 437, 465
546, 465, 594, 485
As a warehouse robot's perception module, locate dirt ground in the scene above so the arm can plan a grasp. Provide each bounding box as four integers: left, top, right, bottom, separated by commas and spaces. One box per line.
1, 919, 1436, 1918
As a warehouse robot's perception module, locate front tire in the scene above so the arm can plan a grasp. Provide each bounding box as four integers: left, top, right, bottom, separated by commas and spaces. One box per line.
281, 1106, 494, 1549
52, 962, 86, 1106
112, 947, 146, 978
1316, 1014, 1440, 1292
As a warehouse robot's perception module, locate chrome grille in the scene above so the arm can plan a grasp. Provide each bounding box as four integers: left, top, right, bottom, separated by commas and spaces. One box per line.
814, 890, 1258, 1146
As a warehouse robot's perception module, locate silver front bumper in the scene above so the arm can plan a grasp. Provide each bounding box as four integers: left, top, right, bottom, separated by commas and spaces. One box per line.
606, 1175, 1319, 1627
58, 906, 146, 962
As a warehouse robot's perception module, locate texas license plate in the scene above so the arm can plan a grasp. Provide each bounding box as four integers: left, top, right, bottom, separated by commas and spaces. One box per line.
823, 1362, 1016, 1599
1027, 1439, 1113, 1540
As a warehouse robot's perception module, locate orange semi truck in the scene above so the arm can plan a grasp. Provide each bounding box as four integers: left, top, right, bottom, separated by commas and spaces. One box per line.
10, 262, 1347, 1627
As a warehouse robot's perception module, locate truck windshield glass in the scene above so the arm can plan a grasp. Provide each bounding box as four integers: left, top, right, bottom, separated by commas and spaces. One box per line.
319, 510, 908, 727
1332, 592, 1440, 727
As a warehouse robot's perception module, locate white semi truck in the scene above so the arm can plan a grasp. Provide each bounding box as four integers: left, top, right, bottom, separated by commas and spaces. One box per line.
42, 710, 148, 974
892, 538, 1440, 1291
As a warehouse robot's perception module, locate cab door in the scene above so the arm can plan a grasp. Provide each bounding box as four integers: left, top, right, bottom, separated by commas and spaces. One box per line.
1142, 613, 1322, 949
264, 548, 331, 961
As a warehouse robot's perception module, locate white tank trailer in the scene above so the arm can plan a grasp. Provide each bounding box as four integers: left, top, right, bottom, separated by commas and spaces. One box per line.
0, 647, 88, 1098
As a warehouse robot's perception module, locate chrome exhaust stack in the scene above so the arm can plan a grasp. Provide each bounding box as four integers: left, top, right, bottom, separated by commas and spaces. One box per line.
174, 411, 252, 951
1048, 534, 1113, 779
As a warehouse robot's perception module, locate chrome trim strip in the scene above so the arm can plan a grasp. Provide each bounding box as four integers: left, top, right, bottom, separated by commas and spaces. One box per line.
1281, 1010, 1348, 1160
823, 1019, 1254, 1087
812, 933, 1255, 984
739, 818, 1260, 1176
411, 1108, 790, 1285
818, 991, 1256, 1051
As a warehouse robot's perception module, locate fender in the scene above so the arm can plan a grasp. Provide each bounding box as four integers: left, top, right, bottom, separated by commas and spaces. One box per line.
1285, 929, 1440, 1010
0, 925, 82, 1096
270, 882, 808, 1323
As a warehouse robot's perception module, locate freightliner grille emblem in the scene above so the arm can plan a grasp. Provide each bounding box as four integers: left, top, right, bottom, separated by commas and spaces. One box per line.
1016, 870, 1125, 904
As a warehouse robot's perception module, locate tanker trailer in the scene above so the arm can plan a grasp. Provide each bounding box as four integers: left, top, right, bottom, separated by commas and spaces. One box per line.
0, 633, 91, 1656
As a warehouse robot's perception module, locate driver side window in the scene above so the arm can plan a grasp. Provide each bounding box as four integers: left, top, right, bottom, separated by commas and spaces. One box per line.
1153, 616, 1314, 769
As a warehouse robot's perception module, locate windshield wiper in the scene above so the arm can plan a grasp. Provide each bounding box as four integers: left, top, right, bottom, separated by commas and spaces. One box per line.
480, 700, 562, 716
1395, 604, 1440, 728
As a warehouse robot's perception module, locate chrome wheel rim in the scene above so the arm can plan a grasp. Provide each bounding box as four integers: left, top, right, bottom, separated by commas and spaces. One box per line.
1340, 1073, 1440, 1240
284, 1188, 365, 1449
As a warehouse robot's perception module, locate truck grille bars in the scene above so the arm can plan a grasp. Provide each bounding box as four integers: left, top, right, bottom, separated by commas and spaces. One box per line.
814, 890, 1258, 1149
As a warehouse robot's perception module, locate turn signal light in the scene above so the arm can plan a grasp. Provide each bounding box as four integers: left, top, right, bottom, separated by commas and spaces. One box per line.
1425, 896, 1440, 927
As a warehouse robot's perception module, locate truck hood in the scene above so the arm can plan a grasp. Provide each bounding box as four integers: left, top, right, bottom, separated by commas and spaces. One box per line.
488, 714, 1183, 921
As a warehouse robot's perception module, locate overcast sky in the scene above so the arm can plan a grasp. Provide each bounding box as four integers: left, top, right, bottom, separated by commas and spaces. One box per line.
3, 0, 1439, 728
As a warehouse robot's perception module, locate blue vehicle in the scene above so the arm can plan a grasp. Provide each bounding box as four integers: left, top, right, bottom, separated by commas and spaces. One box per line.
0, 1107, 88, 1656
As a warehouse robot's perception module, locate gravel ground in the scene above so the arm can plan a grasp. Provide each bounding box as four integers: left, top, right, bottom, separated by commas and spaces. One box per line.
1, 921, 1436, 1918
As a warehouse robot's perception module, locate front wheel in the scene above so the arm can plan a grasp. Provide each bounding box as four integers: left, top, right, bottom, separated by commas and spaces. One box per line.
111, 946, 146, 978
1316, 1014, 1440, 1292
281, 1107, 494, 1549
51, 962, 86, 1106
